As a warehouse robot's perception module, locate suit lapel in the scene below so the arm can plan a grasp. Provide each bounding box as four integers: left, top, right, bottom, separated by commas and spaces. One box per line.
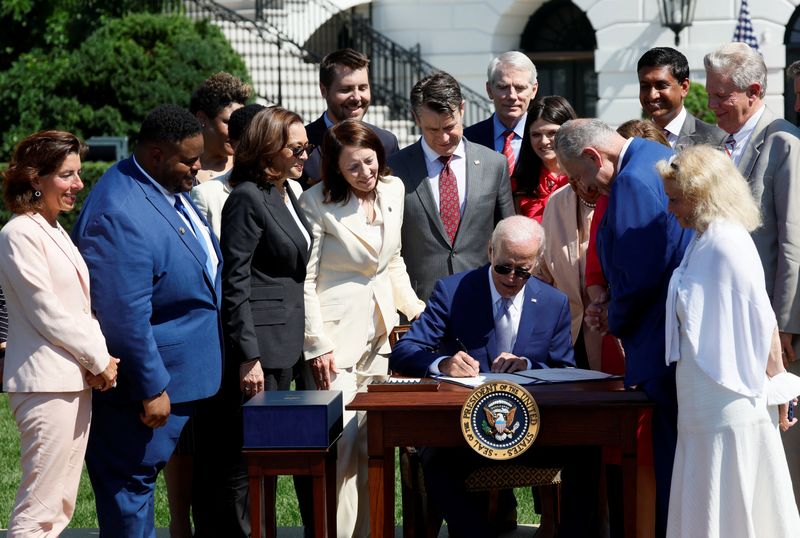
460, 140, 482, 228
287, 187, 312, 263
28, 212, 91, 299
513, 282, 540, 357
262, 183, 313, 260
737, 108, 774, 181
132, 171, 216, 292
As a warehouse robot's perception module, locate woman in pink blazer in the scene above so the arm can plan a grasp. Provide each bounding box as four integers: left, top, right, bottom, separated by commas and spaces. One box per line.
0, 131, 118, 537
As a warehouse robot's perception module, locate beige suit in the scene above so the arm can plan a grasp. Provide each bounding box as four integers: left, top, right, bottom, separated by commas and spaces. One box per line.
538, 185, 603, 369
300, 175, 424, 365
0, 212, 110, 537
299, 175, 424, 537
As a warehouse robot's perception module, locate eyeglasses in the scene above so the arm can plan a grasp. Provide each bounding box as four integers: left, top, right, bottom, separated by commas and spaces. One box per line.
285, 143, 315, 157
493, 264, 532, 280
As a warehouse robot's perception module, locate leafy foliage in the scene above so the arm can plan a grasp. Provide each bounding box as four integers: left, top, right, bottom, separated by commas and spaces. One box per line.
684, 82, 716, 125
0, 12, 249, 159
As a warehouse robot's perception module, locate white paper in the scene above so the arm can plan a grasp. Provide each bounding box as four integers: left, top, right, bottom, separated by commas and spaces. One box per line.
434, 368, 618, 388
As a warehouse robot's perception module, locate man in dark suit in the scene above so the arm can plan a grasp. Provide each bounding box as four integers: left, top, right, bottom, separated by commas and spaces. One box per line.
300, 48, 399, 187
637, 47, 725, 149
391, 216, 601, 538
463, 51, 538, 176
73, 105, 224, 537
555, 119, 692, 538
389, 71, 515, 303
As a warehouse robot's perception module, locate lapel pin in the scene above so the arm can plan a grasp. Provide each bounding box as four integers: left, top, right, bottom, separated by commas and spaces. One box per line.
473, 160, 480, 165
531, 298, 537, 303
179, 227, 186, 235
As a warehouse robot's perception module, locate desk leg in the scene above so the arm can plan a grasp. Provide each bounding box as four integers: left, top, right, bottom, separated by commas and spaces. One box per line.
621, 411, 640, 538
265, 476, 277, 538
249, 473, 262, 538
312, 469, 326, 537
325, 447, 338, 537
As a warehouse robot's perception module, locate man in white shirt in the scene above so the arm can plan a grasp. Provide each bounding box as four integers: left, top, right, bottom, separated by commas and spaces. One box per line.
637, 47, 725, 149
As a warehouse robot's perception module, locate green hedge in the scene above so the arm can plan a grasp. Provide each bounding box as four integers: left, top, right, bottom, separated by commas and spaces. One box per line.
0, 161, 111, 234
0, 12, 249, 160
684, 82, 716, 125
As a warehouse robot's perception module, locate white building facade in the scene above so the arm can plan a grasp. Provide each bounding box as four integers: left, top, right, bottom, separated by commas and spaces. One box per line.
370, 0, 800, 125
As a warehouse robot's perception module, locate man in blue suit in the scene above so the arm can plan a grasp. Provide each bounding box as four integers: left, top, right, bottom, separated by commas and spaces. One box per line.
391, 217, 602, 538
555, 119, 692, 538
73, 105, 223, 537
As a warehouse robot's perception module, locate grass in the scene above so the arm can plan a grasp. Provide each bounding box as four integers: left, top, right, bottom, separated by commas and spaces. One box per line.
0, 393, 538, 528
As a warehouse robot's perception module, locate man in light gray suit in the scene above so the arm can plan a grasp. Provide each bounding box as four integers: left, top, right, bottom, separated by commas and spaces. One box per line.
389, 71, 515, 302
706, 42, 800, 506
637, 47, 725, 149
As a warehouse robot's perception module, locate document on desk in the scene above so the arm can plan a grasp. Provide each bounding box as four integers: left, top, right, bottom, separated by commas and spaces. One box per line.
434, 368, 619, 388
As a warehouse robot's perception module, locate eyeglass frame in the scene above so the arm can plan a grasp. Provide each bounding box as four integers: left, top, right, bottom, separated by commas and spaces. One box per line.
493, 264, 533, 280
285, 143, 315, 157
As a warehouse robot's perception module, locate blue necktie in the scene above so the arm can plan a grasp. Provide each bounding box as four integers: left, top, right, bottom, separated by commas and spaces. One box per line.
495, 297, 514, 354
174, 195, 215, 279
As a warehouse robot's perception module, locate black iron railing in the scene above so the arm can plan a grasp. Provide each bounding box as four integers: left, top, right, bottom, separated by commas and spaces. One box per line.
179, 0, 493, 129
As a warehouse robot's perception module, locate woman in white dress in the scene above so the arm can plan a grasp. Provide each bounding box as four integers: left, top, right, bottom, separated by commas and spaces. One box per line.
658, 145, 800, 538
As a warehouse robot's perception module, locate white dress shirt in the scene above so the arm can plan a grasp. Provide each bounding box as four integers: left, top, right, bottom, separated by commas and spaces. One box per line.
421, 137, 467, 213
492, 112, 527, 163
663, 107, 688, 148
729, 105, 765, 166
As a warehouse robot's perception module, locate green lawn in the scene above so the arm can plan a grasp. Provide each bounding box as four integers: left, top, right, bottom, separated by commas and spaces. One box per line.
0, 393, 537, 528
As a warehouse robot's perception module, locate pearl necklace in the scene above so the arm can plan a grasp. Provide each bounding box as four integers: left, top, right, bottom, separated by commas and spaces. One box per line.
578, 197, 596, 209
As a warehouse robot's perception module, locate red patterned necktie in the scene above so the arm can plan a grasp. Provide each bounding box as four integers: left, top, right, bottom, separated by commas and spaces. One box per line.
502, 130, 516, 176
438, 155, 461, 243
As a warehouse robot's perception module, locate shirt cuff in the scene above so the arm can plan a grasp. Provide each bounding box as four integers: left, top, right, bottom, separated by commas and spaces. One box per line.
428, 356, 449, 375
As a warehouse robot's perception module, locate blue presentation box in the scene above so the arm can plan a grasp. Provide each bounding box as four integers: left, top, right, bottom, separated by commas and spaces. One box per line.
242, 390, 343, 449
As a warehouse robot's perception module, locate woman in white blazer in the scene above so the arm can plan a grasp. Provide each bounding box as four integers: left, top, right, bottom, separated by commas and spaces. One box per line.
300, 119, 424, 537
0, 131, 117, 537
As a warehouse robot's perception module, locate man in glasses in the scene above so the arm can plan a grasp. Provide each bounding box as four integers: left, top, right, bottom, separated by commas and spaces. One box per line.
300, 48, 399, 188
391, 215, 573, 377
390, 216, 603, 538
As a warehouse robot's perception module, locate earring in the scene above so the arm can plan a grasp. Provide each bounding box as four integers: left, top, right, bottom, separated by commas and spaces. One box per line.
34, 190, 41, 198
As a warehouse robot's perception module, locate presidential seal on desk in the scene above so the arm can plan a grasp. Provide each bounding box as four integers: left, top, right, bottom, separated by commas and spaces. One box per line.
460, 381, 539, 460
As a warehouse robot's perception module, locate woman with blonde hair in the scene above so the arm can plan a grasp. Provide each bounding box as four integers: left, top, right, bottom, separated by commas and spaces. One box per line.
659, 145, 800, 537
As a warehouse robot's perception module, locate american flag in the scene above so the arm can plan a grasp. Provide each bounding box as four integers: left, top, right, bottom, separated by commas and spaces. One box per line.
733, 0, 760, 50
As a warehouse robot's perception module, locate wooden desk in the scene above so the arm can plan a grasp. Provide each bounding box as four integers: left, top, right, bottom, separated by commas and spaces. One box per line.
244, 439, 339, 538
349, 380, 651, 538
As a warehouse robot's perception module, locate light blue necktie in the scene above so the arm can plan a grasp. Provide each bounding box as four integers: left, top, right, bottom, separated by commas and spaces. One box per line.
174, 195, 215, 278
495, 297, 514, 354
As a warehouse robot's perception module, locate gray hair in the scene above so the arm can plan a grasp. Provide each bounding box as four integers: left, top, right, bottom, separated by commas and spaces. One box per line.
487, 51, 537, 86
704, 42, 767, 98
553, 118, 617, 163
788, 60, 800, 79
491, 215, 545, 255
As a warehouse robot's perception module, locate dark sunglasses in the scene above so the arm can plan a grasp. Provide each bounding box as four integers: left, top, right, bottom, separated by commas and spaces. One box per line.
493, 264, 532, 280
286, 143, 315, 157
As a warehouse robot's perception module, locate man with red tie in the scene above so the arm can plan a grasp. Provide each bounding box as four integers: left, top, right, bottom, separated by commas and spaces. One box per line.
389, 71, 515, 303
464, 51, 538, 182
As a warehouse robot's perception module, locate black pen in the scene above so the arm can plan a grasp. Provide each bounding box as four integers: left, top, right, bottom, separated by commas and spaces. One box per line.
455, 338, 468, 353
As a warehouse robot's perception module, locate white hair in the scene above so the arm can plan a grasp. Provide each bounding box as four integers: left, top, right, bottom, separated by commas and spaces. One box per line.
704, 42, 767, 98
553, 118, 617, 163
487, 51, 537, 86
491, 216, 545, 254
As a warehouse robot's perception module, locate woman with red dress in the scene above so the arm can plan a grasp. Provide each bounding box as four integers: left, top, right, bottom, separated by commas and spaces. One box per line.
513, 96, 575, 221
